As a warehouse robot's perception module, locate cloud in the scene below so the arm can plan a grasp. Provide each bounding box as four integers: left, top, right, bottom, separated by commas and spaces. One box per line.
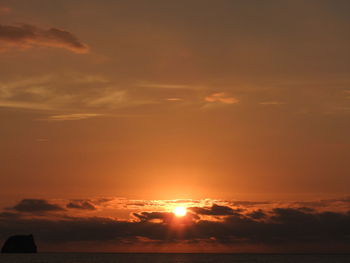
247, 209, 266, 219
133, 211, 199, 223
291, 197, 350, 211
86, 90, 126, 108
0, 100, 52, 110
165, 98, 183, 102
0, 24, 89, 53
0, 74, 126, 112
67, 200, 97, 210
136, 83, 191, 89
9, 199, 64, 213
133, 211, 174, 222
1, 198, 350, 252
47, 113, 103, 121
188, 204, 241, 216
0, 205, 349, 252
0, 212, 21, 219
259, 101, 286, 105
205, 92, 238, 104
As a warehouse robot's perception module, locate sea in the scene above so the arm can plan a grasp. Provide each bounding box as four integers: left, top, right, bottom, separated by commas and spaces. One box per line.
0, 253, 350, 263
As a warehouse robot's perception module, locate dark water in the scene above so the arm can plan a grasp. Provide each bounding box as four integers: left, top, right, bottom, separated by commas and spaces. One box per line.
0, 253, 349, 263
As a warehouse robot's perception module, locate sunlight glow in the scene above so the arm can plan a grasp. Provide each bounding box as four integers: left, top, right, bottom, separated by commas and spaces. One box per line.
173, 206, 187, 217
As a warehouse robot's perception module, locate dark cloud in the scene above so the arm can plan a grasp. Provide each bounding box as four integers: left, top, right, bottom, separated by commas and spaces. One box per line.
247, 209, 266, 220
0, 24, 89, 53
292, 197, 350, 208
133, 211, 174, 222
0, 212, 21, 219
0, 207, 349, 252
127, 202, 145, 207
188, 204, 241, 216
67, 200, 96, 210
9, 199, 64, 213
133, 211, 199, 223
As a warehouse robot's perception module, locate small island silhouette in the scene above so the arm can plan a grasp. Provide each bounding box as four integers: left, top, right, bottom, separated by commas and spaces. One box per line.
1, 234, 37, 253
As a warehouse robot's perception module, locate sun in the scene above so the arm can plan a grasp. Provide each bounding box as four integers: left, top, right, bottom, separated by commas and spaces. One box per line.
173, 206, 187, 217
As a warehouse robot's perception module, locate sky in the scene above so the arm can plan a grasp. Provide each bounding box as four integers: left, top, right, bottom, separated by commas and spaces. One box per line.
0, 0, 349, 252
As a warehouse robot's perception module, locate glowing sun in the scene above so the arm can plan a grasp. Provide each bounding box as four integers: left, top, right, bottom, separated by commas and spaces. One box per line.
173, 206, 187, 217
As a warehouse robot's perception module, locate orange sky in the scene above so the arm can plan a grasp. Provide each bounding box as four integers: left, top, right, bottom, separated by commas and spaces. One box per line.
0, 0, 349, 252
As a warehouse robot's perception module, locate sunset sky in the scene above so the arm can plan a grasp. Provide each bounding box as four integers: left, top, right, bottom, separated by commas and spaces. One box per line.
0, 0, 349, 252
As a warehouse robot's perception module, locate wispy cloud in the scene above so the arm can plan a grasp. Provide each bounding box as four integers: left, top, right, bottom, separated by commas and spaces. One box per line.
48, 113, 103, 121
205, 92, 239, 104
0, 74, 198, 115
86, 90, 126, 108
165, 98, 183, 102
0, 100, 52, 110
0, 75, 126, 113
0, 24, 89, 53
137, 83, 191, 89
259, 101, 286, 105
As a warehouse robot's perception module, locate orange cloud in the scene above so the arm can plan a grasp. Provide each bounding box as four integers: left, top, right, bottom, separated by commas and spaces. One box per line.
48, 113, 103, 121
0, 24, 89, 53
166, 98, 183, 101
205, 92, 238, 104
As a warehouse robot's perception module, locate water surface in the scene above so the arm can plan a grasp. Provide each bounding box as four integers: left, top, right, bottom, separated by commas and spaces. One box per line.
1, 253, 349, 263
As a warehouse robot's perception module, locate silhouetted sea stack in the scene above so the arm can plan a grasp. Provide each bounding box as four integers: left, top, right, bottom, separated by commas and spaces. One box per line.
1, 234, 37, 253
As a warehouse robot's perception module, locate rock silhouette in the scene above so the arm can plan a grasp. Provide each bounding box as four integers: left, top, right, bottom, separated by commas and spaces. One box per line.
1, 234, 37, 253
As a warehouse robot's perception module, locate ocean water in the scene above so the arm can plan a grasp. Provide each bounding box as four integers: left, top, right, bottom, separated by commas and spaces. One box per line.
0, 253, 350, 263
